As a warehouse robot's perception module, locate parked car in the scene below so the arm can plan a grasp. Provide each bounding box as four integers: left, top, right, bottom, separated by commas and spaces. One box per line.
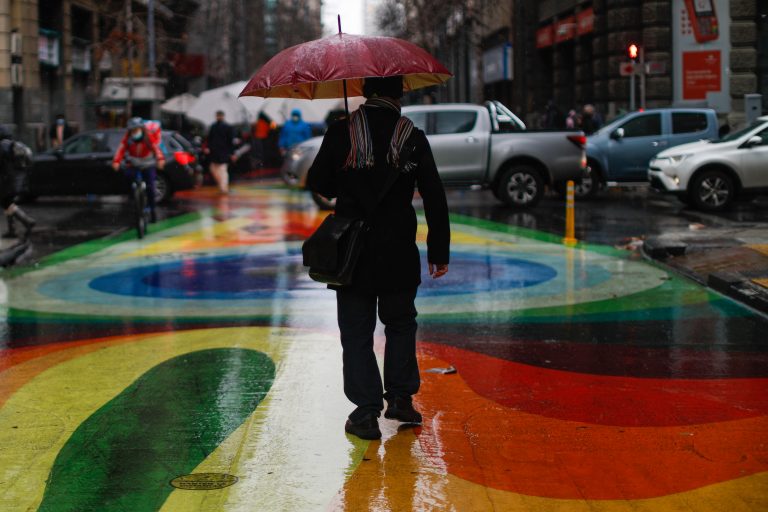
28, 129, 197, 203
282, 101, 586, 209
584, 108, 720, 197
649, 115, 768, 211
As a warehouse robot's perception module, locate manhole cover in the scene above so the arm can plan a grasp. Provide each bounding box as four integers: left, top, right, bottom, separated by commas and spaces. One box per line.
170, 473, 239, 490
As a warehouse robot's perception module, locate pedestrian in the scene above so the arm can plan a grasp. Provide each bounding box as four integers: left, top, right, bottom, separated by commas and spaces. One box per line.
306, 75, 451, 440
49, 114, 73, 149
565, 109, 579, 129
278, 109, 312, 155
205, 110, 237, 194
250, 112, 272, 168
111, 117, 165, 223
0, 126, 36, 239
581, 104, 600, 135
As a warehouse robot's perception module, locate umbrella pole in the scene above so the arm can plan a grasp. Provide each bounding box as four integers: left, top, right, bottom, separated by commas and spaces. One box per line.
338, 15, 349, 118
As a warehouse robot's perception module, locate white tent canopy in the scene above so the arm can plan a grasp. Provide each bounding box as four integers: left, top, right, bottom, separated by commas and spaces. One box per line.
186, 82, 365, 127
160, 93, 198, 114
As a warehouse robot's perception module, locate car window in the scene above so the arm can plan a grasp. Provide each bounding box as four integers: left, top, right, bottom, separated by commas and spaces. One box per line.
434, 111, 477, 135
63, 135, 97, 154
619, 113, 661, 138
106, 132, 124, 152
672, 113, 708, 134
752, 127, 768, 146
404, 112, 428, 133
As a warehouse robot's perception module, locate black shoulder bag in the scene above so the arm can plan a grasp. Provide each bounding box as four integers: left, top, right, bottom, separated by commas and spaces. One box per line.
302, 166, 400, 287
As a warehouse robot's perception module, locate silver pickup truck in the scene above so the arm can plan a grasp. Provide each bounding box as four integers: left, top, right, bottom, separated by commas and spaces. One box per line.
281, 101, 586, 208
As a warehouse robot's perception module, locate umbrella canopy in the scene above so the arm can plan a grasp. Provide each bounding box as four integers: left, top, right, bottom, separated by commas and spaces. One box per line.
258, 97, 366, 124
187, 81, 264, 126
239, 33, 451, 99
160, 93, 198, 114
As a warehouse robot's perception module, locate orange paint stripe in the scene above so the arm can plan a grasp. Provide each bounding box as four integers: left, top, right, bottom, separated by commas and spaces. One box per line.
414, 353, 768, 500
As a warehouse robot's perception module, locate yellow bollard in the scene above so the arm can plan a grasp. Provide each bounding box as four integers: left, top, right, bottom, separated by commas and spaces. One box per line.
562, 180, 577, 246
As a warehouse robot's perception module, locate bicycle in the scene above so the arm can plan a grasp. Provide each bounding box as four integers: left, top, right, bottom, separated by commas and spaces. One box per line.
121, 161, 151, 239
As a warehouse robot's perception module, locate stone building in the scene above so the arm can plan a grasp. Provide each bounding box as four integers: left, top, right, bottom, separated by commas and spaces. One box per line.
502, 0, 766, 126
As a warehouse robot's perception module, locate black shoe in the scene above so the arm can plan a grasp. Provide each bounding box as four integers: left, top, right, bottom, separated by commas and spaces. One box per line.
344, 414, 381, 440
384, 396, 422, 424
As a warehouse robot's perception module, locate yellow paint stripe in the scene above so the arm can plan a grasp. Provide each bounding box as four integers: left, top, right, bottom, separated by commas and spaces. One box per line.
749, 245, 768, 257
122, 217, 254, 258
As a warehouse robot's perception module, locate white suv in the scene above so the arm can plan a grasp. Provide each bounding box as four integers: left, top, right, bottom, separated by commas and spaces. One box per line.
649, 115, 768, 211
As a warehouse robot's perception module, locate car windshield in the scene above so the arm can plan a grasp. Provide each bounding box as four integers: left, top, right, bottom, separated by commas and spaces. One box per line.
712, 121, 766, 143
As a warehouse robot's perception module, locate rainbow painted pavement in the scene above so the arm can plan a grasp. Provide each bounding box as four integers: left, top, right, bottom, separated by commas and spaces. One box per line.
0, 185, 766, 511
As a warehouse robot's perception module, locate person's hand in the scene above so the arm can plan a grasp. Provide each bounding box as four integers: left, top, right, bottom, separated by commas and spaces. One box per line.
112, 162, 120, 172
157, 160, 165, 170
429, 263, 448, 279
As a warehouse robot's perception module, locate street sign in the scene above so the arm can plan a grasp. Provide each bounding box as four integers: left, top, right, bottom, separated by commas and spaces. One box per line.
619, 61, 636, 77
645, 61, 667, 75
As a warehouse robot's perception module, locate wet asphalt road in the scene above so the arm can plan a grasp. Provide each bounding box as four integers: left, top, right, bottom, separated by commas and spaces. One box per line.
1, 179, 766, 511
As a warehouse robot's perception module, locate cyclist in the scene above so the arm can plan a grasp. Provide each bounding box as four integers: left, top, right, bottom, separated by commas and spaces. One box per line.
111, 117, 165, 223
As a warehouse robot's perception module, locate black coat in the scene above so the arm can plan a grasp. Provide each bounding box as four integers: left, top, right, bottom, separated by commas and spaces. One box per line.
207, 121, 236, 163
306, 107, 450, 293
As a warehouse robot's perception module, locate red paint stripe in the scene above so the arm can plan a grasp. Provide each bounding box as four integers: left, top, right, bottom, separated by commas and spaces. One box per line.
419, 341, 768, 426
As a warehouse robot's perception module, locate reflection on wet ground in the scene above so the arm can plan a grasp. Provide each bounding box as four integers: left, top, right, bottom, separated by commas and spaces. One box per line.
0, 183, 766, 511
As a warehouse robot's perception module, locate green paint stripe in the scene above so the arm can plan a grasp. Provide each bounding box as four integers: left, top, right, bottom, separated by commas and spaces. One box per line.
3, 212, 205, 279
38, 348, 275, 512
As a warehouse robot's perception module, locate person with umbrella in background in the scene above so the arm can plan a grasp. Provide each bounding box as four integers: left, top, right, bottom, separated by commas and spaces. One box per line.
240, 24, 453, 440
278, 109, 312, 156
205, 110, 237, 194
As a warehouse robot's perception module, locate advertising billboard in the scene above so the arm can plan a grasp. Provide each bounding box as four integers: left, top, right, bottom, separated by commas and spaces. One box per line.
672, 0, 730, 113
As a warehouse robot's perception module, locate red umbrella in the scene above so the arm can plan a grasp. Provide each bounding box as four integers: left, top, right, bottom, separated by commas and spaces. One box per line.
239, 27, 451, 103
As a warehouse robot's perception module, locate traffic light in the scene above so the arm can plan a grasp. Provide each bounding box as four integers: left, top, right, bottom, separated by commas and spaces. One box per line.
627, 43, 639, 62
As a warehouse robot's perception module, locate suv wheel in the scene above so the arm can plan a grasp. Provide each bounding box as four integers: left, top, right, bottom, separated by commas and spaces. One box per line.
690, 170, 734, 212
312, 192, 336, 210
496, 165, 544, 208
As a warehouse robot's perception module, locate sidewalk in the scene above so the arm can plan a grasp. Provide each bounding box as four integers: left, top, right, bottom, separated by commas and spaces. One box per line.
643, 223, 768, 314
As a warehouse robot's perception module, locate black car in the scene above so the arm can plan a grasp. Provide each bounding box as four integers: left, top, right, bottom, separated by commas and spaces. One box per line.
29, 129, 197, 203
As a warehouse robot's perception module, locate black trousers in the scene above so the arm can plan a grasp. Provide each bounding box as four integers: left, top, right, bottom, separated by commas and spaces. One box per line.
336, 287, 419, 422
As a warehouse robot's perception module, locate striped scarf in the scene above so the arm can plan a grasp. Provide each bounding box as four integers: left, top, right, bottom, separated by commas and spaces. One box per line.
344, 97, 414, 170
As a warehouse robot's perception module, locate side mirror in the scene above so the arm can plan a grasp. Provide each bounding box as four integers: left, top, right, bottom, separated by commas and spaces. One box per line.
744, 136, 762, 148
611, 128, 625, 140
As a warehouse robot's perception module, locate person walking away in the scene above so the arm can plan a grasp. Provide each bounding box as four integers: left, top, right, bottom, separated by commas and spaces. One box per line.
49, 114, 73, 149
250, 113, 272, 168
278, 109, 312, 155
0, 126, 36, 239
565, 109, 579, 129
306, 76, 451, 440
111, 117, 165, 223
205, 110, 236, 194
581, 104, 600, 135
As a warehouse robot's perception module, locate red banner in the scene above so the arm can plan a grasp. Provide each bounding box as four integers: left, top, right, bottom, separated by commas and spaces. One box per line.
536, 25, 554, 48
577, 8, 595, 35
555, 16, 576, 43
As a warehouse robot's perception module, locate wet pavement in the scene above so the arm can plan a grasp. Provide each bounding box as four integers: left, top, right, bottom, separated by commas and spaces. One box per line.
0, 182, 766, 511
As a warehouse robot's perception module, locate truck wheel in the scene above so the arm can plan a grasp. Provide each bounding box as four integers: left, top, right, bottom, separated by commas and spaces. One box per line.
690, 169, 734, 212
496, 165, 544, 208
312, 192, 336, 210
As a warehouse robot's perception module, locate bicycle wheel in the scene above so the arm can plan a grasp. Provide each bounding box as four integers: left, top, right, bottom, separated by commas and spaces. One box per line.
134, 182, 147, 239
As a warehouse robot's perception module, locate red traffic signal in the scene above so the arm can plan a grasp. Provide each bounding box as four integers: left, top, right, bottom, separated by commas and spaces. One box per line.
627, 43, 639, 61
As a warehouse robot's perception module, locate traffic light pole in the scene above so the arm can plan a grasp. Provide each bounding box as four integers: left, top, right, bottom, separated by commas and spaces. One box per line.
630, 66, 635, 111
639, 47, 646, 110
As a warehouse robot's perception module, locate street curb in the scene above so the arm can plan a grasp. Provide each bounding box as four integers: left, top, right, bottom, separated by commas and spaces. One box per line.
707, 271, 768, 314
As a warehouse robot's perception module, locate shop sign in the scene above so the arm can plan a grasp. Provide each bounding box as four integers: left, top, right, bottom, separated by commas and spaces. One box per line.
72, 45, 91, 72
38, 29, 60, 67
536, 25, 554, 48
555, 16, 576, 43
483, 43, 513, 83
577, 8, 595, 35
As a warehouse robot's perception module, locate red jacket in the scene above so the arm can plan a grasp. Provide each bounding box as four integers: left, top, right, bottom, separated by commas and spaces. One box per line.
112, 128, 165, 168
